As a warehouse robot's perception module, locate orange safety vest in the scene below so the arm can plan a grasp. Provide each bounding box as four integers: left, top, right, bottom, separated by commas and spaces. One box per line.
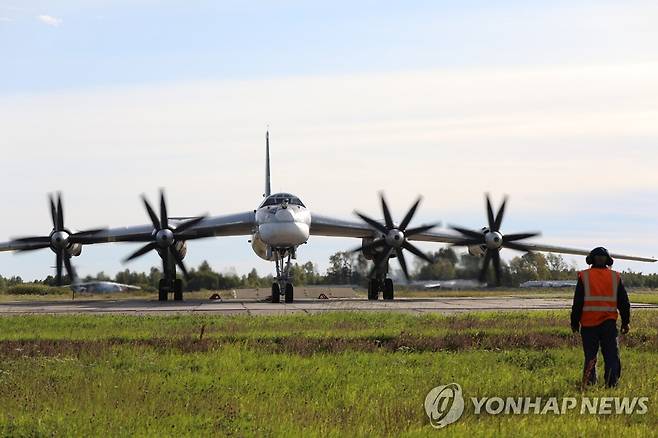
578, 268, 620, 327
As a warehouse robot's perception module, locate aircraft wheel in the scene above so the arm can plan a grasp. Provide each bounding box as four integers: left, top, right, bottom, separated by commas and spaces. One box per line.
271, 283, 281, 303
158, 279, 169, 302
284, 283, 294, 303
382, 278, 394, 300
173, 279, 183, 301
368, 279, 379, 300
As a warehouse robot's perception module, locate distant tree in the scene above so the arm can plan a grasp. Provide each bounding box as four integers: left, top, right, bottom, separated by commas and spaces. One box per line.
186, 270, 219, 291
217, 273, 242, 289
414, 248, 459, 280
508, 253, 549, 283
94, 272, 111, 282
244, 268, 261, 287
415, 258, 456, 281
326, 251, 353, 284
148, 267, 162, 288
456, 253, 482, 279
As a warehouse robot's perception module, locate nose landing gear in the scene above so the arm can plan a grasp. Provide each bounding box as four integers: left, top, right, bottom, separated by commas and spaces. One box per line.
271, 248, 295, 303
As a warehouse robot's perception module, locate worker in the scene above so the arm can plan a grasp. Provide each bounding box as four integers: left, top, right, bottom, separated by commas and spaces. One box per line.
571, 247, 630, 388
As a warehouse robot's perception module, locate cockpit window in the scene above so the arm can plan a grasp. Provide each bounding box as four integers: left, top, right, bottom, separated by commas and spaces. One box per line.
260, 193, 305, 208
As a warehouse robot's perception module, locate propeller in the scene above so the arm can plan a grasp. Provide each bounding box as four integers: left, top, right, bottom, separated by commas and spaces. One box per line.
11, 193, 105, 285
122, 190, 206, 280
450, 194, 540, 286
352, 194, 438, 280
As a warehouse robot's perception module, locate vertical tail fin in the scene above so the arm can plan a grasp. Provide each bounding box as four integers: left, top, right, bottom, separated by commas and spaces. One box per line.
264, 130, 271, 197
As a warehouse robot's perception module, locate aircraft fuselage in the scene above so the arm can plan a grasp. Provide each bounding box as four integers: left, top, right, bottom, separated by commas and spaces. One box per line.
251, 192, 310, 260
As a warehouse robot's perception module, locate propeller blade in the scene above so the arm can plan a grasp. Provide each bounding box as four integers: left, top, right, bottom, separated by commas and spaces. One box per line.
395, 247, 410, 281
502, 241, 534, 253
170, 247, 189, 279
401, 241, 434, 264
492, 250, 502, 286
450, 226, 485, 241
503, 232, 540, 242
57, 194, 64, 231
486, 195, 495, 231
160, 190, 168, 229
174, 215, 206, 235
405, 223, 438, 237
142, 195, 161, 230
50, 194, 58, 230
55, 250, 63, 285
12, 236, 51, 244
380, 194, 394, 229
350, 238, 386, 254
355, 212, 388, 234
478, 250, 493, 283
16, 244, 52, 252
124, 242, 157, 262
63, 254, 76, 283
493, 196, 507, 232
70, 229, 107, 244
398, 197, 421, 232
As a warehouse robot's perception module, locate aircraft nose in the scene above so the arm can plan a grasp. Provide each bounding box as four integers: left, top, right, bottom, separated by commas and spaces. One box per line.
275, 208, 295, 222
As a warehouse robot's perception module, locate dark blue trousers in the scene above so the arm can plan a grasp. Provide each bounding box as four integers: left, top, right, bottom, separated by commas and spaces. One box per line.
580, 319, 621, 387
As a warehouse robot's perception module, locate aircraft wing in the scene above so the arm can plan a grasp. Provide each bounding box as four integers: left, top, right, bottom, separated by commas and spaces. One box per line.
309, 213, 463, 243
83, 211, 257, 243
309, 214, 656, 263
0, 211, 257, 251
512, 242, 656, 263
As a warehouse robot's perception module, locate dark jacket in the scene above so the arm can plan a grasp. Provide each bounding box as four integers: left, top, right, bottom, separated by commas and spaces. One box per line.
570, 269, 630, 330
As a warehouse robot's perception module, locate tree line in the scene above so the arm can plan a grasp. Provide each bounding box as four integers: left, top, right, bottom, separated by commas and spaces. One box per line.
1, 248, 658, 292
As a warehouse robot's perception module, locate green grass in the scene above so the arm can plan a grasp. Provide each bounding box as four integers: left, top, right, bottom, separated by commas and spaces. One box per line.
0, 311, 656, 436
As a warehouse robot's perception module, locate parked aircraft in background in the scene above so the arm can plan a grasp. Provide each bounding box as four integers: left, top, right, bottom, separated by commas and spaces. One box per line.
71, 281, 141, 293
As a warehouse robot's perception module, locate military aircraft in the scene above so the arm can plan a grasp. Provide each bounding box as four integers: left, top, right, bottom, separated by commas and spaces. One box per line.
0, 132, 655, 302
71, 281, 141, 293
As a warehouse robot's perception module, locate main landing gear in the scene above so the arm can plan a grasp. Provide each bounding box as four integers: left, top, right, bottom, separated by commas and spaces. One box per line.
271, 248, 295, 303
158, 258, 183, 301
367, 278, 394, 301
158, 278, 183, 301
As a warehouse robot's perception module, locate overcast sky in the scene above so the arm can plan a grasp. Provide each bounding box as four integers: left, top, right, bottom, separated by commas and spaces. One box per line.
1, 1, 658, 280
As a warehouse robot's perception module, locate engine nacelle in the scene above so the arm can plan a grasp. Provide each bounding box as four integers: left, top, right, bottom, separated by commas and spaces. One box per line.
360, 237, 377, 260
468, 244, 486, 257
174, 241, 188, 259
155, 241, 187, 260
359, 237, 397, 260
66, 243, 82, 257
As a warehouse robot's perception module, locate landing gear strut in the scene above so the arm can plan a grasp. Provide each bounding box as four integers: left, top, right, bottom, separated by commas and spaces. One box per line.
271, 248, 294, 303
368, 279, 379, 300
367, 256, 394, 300
158, 257, 184, 301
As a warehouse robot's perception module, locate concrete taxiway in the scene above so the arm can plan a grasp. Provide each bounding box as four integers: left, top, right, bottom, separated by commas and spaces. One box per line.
0, 297, 656, 315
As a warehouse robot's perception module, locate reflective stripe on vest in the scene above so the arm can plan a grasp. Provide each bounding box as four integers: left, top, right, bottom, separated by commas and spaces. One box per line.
580, 268, 619, 326
582, 269, 618, 303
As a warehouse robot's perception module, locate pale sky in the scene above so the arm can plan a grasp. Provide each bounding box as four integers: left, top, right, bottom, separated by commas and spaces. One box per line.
1, 1, 658, 280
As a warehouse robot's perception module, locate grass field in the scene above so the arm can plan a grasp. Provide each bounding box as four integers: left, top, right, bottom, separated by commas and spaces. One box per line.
0, 310, 656, 436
